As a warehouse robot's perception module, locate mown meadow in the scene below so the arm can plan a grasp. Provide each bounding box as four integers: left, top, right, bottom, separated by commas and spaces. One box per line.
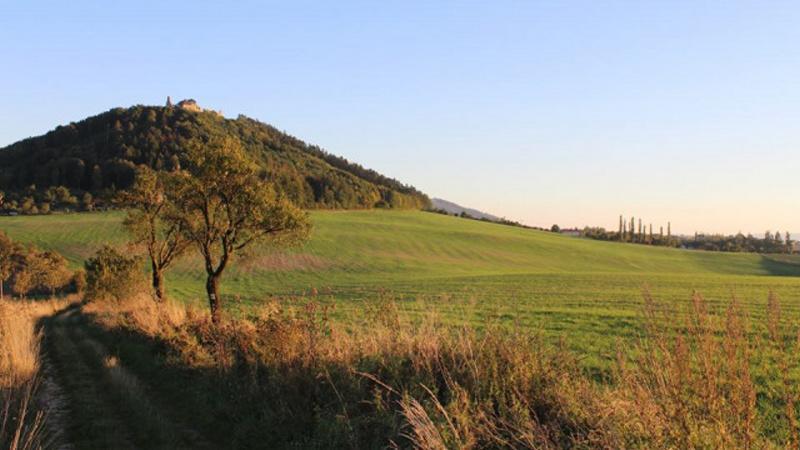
3, 209, 800, 370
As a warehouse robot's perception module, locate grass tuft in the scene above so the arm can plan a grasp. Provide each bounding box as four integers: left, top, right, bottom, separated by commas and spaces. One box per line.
0, 297, 72, 450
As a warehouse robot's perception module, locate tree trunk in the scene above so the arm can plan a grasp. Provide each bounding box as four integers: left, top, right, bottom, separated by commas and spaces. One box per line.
206, 275, 221, 324
152, 269, 165, 302
0, 279, 3, 301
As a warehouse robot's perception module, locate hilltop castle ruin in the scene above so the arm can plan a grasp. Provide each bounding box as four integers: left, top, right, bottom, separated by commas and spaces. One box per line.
166, 96, 222, 115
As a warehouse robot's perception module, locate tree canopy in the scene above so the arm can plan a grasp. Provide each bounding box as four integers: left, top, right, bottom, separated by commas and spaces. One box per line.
0, 104, 430, 210
167, 137, 311, 322
121, 166, 191, 301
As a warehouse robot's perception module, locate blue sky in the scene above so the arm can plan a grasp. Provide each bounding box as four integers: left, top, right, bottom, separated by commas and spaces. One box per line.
1, 1, 798, 234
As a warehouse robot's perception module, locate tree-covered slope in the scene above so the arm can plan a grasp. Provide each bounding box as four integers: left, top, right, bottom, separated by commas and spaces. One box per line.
0, 102, 429, 209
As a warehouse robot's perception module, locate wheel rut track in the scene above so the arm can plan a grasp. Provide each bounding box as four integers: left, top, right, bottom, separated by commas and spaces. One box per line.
42, 305, 214, 450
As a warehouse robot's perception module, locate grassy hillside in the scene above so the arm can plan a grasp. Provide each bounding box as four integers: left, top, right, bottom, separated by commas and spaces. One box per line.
3, 210, 800, 366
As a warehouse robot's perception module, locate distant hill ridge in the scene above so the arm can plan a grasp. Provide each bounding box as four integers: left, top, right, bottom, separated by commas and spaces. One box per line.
0, 100, 429, 210
431, 198, 500, 221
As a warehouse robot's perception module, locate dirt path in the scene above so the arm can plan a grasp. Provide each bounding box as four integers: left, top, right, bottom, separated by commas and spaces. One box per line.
38, 353, 75, 450
41, 305, 213, 450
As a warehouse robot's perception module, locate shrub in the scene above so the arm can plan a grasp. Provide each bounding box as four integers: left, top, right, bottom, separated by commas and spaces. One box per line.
84, 246, 143, 303
9, 267, 33, 297
8, 248, 72, 297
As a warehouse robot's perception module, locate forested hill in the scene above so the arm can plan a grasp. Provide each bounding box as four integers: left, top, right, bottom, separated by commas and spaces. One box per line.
0, 101, 430, 210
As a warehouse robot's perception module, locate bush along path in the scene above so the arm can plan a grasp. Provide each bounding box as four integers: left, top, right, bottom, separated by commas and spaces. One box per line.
41, 304, 214, 450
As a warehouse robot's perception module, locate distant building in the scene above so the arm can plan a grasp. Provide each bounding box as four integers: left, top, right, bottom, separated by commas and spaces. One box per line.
176, 99, 203, 112
793, 241, 800, 253
560, 228, 581, 237
172, 98, 222, 116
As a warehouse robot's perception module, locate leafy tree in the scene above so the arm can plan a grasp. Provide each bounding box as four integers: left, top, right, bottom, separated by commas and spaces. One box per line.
52, 186, 78, 208
169, 137, 310, 323
638, 219, 642, 243
0, 231, 17, 299
34, 251, 72, 296
10, 258, 34, 296
91, 165, 103, 191
629, 217, 635, 241
6, 246, 71, 297
81, 192, 94, 211
122, 166, 191, 301
20, 197, 36, 214
550, 224, 561, 233
583, 226, 614, 240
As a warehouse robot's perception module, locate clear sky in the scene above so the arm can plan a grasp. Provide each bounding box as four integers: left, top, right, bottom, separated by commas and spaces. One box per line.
1, 1, 798, 234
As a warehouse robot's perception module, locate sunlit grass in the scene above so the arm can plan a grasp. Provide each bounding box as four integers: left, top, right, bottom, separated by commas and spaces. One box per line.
3, 209, 800, 371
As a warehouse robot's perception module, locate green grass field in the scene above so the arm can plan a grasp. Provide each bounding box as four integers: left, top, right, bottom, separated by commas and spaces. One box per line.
4, 210, 800, 367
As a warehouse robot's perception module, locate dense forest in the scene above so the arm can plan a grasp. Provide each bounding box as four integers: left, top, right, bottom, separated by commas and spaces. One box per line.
0, 101, 430, 212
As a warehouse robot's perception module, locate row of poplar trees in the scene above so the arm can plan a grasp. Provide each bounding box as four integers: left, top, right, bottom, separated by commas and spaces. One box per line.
617, 215, 674, 245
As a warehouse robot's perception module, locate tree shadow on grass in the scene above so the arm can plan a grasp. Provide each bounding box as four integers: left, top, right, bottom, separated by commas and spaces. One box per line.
759, 254, 800, 276
62, 307, 402, 450
40, 303, 218, 449
44, 299, 646, 450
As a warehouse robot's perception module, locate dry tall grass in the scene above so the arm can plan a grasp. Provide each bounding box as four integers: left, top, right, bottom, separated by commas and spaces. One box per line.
0, 297, 72, 450
82, 291, 800, 449
84, 292, 188, 337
